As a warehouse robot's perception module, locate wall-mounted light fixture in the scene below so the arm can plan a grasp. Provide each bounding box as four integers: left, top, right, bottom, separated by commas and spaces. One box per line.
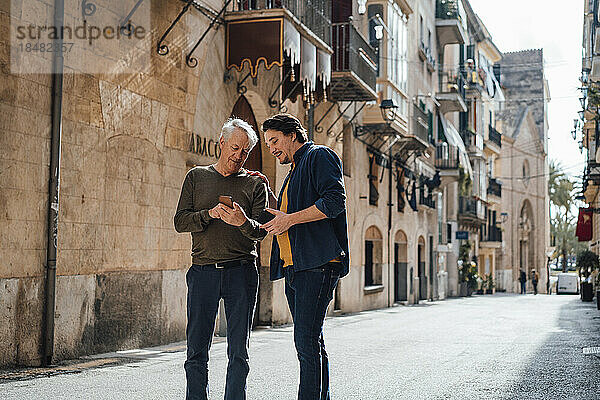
380, 99, 398, 124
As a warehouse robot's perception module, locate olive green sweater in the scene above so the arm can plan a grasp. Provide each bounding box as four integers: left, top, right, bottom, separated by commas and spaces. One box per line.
174, 165, 268, 265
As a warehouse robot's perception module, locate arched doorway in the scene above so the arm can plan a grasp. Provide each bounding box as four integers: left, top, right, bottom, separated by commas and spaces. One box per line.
418, 236, 426, 300
231, 95, 262, 172
394, 230, 408, 302
519, 200, 535, 289
230, 95, 264, 327
364, 226, 383, 287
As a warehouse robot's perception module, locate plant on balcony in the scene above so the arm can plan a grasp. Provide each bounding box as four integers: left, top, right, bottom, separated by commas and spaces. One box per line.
458, 241, 478, 295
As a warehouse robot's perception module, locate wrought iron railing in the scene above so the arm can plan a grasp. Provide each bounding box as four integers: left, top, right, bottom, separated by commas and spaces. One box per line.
231, 0, 331, 44
460, 129, 474, 147
413, 104, 430, 144
459, 195, 485, 221
487, 177, 502, 197
436, 0, 465, 25
435, 143, 459, 169
484, 225, 502, 242
488, 124, 502, 147
331, 22, 377, 91
419, 186, 436, 209
439, 69, 466, 100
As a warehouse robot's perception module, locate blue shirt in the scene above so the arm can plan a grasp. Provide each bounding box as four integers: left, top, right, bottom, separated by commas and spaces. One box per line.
269, 142, 350, 280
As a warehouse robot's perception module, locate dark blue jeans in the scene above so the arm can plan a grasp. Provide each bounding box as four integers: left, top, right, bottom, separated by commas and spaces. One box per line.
520, 281, 526, 294
285, 263, 341, 400
185, 260, 259, 400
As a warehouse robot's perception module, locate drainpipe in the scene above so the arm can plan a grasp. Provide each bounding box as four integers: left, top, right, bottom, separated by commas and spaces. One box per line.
387, 150, 392, 307
43, 0, 65, 366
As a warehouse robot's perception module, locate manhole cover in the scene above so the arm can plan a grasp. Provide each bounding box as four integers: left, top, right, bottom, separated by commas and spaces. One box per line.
583, 347, 600, 355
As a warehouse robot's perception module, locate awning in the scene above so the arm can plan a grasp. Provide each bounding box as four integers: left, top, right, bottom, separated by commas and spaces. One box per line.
226, 16, 331, 101
439, 115, 473, 177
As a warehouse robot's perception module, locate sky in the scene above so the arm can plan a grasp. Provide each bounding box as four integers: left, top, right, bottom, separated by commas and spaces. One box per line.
469, 0, 585, 179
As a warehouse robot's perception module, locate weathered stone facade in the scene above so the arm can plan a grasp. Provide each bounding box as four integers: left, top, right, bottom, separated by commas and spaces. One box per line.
0, 0, 551, 367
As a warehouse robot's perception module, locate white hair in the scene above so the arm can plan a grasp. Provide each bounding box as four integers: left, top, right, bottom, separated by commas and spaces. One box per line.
220, 118, 258, 150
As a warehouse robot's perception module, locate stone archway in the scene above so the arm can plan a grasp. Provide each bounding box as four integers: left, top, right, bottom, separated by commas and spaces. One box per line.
418, 236, 426, 300
518, 200, 535, 287
394, 230, 408, 302
230, 95, 262, 173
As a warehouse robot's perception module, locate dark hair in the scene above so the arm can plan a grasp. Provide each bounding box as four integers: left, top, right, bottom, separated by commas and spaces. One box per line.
261, 113, 308, 143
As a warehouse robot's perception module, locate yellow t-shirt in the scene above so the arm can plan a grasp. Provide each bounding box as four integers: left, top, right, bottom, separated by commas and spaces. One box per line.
276, 174, 341, 267
277, 177, 293, 267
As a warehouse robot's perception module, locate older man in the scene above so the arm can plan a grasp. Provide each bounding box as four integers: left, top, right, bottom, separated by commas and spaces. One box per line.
174, 118, 268, 400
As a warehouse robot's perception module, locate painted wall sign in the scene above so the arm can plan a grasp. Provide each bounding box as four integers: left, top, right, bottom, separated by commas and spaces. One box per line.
189, 134, 221, 159
455, 231, 469, 240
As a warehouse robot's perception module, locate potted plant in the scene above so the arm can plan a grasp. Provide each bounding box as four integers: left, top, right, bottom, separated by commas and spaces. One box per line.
577, 250, 598, 302
485, 274, 495, 294
458, 241, 475, 296
476, 276, 484, 295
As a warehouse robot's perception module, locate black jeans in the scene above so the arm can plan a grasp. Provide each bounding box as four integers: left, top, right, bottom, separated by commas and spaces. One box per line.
185, 259, 258, 400
284, 263, 341, 400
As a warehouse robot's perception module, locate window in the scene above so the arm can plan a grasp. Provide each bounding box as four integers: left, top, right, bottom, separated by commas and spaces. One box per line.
368, 155, 379, 206
365, 226, 383, 287
522, 160, 530, 185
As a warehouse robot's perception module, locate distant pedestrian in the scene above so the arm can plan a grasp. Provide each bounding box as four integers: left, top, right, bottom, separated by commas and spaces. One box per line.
519, 269, 527, 294
174, 118, 268, 400
532, 270, 539, 295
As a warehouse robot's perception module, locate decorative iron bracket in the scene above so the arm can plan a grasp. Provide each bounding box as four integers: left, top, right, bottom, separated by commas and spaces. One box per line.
236, 71, 255, 94
119, 0, 146, 37
267, 68, 295, 109
186, 0, 233, 67
334, 102, 367, 141
326, 101, 367, 138
157, 0, 195, 56
314, 102, 336, 133
81, 0, 97, 20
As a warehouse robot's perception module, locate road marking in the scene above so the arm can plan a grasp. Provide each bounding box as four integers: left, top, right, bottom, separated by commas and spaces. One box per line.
582, 347, 600, 355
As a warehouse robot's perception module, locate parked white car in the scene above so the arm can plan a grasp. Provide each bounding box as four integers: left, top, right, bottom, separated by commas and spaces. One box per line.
556, 273, 580, 295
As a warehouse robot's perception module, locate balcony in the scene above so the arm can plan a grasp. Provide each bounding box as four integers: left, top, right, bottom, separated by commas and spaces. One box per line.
436, 70, 467, 114
460, 129, 483, 157
435, 143, 459, 170
458, 196, 486, 226
435, 0, 467, 48
488, 125, 502, 148
487, 177, 502, 198
329, 22, 378, 102
586, 161, 600, 185
487, 226, 502, 242
412, 104, 431, 146
419, 187, 436, 209
228, 0, 331, 45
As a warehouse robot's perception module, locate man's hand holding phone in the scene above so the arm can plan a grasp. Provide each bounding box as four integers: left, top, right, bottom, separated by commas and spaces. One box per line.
216, 196, 248, 226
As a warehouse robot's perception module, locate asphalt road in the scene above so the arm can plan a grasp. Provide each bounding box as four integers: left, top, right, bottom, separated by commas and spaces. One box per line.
2, 293, 599, 399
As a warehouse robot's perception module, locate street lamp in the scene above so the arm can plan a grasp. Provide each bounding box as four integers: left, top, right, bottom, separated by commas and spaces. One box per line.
380, 99, 398, 124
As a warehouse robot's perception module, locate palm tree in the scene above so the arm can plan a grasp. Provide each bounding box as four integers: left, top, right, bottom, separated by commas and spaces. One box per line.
548, 161, 579, 272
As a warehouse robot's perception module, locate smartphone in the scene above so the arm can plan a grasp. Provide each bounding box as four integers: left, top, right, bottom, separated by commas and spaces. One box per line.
218, 195, 233, 208
257, 209, 276, 224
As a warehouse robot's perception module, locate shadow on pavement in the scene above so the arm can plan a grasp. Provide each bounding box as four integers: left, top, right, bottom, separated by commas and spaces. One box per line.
501, 295, 600, 399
